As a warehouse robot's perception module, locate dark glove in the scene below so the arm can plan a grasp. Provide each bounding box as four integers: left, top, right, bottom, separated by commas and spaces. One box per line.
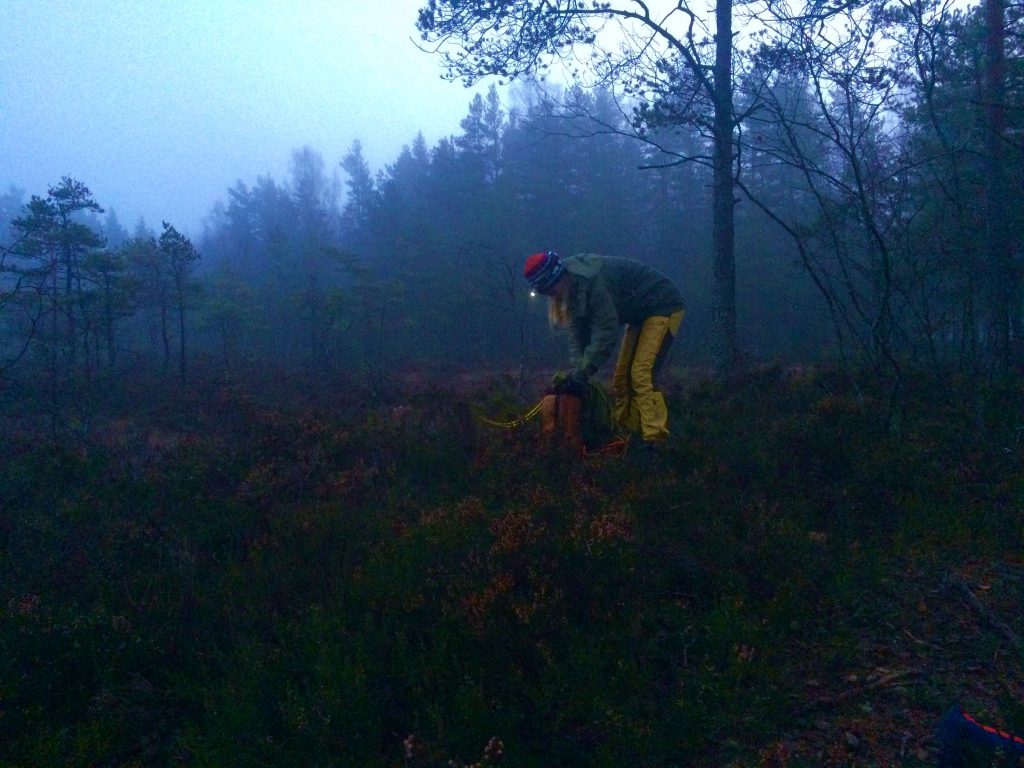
550, 368, 589, 395
568, 368, 590, 386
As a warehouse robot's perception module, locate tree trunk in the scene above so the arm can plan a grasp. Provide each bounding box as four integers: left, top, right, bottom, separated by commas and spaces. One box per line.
104, 281, 116, 370
985, 0, 1012, 376
177, 279, 188, 383
711, 0, 739, 377
161, 290, 171, 374
63, 242, 76, 368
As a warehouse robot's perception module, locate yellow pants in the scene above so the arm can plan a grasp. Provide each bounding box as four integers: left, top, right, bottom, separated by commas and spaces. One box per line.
611, 311, 683, 443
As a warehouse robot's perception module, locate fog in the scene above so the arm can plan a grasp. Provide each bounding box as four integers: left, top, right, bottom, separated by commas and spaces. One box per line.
0, 0, 495, 236
0, 0, 1013, 381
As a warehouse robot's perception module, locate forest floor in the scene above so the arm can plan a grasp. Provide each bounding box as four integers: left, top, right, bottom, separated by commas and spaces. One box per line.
1, 364, 1023, 767
745, 558, 1024, 766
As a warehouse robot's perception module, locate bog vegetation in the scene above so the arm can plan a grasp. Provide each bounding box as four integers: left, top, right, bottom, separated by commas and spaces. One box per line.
2, 368, 1024, 766
2, 0, 1024, 764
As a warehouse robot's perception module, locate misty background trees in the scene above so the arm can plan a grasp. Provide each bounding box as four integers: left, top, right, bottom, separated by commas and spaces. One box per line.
1, 0, 1022, 421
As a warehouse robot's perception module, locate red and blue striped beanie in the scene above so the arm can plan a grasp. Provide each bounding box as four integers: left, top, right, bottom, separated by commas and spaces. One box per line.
523, 250, 566, 293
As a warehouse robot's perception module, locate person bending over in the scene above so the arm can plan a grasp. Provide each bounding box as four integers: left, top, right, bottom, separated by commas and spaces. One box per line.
524, 250, 685, 448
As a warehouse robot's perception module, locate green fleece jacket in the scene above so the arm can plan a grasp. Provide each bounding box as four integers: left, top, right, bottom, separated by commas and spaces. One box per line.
563, 254, 685, 376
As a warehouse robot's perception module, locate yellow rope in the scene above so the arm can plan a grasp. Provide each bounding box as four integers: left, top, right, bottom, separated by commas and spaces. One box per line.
473, 400, 544, 430
474, 386, 632, 459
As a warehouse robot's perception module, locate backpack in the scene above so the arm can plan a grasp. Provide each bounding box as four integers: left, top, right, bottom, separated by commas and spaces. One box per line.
541, 381, 617, 452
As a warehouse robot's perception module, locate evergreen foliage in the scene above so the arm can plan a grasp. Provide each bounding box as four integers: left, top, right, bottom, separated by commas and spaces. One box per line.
2, 9, 1024, 761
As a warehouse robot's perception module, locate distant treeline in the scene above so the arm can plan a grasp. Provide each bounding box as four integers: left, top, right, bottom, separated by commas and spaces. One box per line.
2, 0, 1023, 409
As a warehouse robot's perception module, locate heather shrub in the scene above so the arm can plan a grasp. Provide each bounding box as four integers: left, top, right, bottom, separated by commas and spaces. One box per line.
2, 367, 1023, 766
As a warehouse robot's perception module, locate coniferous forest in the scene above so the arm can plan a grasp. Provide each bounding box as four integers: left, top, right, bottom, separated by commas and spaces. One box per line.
3, 1, 1024, 765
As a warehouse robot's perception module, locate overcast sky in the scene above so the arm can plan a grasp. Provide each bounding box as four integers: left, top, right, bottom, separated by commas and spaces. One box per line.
0, 0, 496, 237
